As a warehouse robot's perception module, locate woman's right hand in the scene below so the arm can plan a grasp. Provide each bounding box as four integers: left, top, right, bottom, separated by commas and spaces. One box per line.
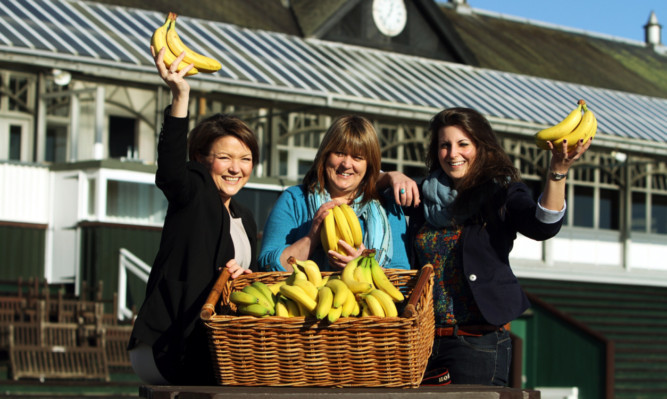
308, 200, 343, 242
151, 46, 193, 117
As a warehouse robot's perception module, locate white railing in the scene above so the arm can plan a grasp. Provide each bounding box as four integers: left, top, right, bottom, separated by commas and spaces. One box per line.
117, 248, 151, 321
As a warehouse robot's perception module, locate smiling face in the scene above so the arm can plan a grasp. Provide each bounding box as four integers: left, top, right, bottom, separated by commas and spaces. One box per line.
437, 125, 477, 187
203, 135, 253, 206
324, 150, 367, 201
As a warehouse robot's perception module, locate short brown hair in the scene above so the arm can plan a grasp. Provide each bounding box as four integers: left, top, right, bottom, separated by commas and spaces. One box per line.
187, 114, 259, 168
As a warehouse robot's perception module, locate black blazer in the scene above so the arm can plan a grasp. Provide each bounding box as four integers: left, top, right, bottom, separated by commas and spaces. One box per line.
128, 109, 258, 385
407, 181, 562, 326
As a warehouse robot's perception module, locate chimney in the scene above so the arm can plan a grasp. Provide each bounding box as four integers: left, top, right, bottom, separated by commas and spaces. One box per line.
644, 11, 662, 47
449, 0, 472, 14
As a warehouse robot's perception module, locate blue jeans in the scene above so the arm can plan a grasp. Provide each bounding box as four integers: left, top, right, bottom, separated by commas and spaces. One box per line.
425, 327, 512, 386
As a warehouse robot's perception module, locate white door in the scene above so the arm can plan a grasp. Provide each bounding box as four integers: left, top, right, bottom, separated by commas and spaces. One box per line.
47, 171, 81, 285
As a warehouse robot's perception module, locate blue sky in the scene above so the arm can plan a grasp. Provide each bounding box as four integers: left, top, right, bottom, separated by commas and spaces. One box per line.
443, 0, 666, 43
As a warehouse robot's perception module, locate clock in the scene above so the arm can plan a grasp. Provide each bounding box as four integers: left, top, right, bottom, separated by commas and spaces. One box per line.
372, 0, 407, 37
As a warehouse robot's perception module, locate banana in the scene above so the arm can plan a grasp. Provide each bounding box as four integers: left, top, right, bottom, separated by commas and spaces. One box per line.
269, 281, 286, 296
251, 281, 275, 309
341, 256, 372, 294
321, 210, 338, 253
353, 265, 367, 284
535, 100, 584, 149
286, 257, 308, 284
552, 104, 596, 150
275, 297, 290, 317
351, 297, 360, 316
242, 285, 275, 314
363, 294, 385, 317
293, 279, 318, 301
165, 13, 221, 73
230, 291, 259, 306
340, 204, 363, 248
360, 301, 371, 317
279, 284, 317, 313
284, 297, 300, 317
369, 256, 404, 302
341, 289, 357, 317
332, 205, 354, 247
586, 108, 598, 142
360, 255, 376, 290
325, 279, 350, 308
369, 289, 398, 317
327, 306, 343, 323
150, 13, 198, 75
296, 259, 323, 287
238, 303, 271, 317
315, 286, 334, 320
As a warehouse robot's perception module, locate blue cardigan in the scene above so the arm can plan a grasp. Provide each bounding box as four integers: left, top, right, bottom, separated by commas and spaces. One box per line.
259, 185, 410, 271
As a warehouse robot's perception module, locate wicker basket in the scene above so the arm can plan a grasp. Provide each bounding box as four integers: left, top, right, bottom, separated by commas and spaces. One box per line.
201, 267, 434, 388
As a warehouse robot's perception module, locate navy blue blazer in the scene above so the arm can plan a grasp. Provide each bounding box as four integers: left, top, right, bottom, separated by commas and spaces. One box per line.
407, 181, 562, 326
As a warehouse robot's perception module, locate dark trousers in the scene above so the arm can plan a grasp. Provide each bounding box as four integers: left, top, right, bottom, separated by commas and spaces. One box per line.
425, 327, 511, 386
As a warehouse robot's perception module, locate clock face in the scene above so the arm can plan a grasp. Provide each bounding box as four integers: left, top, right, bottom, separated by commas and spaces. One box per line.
372, 0, 407, 37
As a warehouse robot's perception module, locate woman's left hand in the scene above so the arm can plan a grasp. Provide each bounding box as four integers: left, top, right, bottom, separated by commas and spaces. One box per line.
327, 241, 365, 270
548, 137, 592, 173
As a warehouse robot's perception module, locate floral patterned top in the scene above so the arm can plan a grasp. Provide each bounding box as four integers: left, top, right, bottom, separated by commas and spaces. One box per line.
414, 223, 485, 326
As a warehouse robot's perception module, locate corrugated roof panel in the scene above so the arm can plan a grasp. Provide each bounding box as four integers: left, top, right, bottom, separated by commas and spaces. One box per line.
284, 37, 358, 96
0, 0, 665, 146
0, 1, 58, 51
50, 0, 128, 62
81, 3, 151, 65
312, 43, 384, 100
201, 23, 273, 83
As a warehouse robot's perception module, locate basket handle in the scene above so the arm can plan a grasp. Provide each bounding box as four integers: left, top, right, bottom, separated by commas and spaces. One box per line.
401, 264, 433, 318
200, 268, 231, 321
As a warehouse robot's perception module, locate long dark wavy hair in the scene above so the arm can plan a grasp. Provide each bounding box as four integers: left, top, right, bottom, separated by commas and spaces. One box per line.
426, 107, 521, 215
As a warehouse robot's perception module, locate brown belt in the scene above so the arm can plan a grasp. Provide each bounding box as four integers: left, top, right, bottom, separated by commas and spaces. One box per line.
435, 323, 510, 337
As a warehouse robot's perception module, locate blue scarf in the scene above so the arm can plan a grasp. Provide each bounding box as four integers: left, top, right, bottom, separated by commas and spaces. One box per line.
307, 186, 393, 267
422, 169, 467, 228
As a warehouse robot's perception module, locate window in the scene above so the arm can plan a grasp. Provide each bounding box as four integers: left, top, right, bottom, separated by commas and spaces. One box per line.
46, 126, 68, 163
631, 192, 647, 232
573, 186, 594, 228
9, 124, 21, 161
651, 194, 667, 234
106, 180, 166, 224
599, 188, 620, 230
109, 116, 137, 158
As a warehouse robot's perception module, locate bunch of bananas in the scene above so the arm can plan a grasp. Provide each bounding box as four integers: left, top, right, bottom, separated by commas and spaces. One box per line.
535, 99, 597, 151
150, 12, 222, 76
229, 280, 277, 317
343, 250, 404, 318
321, 204, 362, 253
230, 252, 405, 322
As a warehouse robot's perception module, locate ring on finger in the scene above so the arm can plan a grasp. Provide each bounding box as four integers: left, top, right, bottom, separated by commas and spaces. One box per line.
400, 188, 406, 195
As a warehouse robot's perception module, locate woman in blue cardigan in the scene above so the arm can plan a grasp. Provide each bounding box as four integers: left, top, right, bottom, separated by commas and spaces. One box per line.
393, 107, 591, 386
259, 115, 410, 272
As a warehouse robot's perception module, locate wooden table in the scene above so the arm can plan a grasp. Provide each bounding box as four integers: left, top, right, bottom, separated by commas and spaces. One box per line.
140, 384, 540, 399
